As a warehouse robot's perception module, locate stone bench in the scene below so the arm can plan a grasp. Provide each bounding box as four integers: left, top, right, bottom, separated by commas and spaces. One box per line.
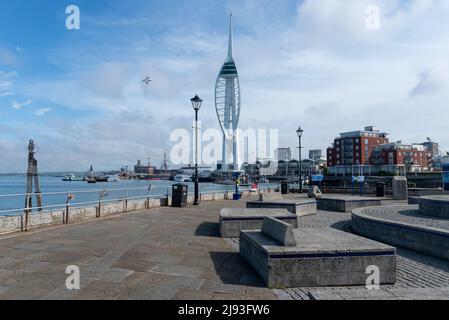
240, 217, 397, 288
246, 199, 316, 217
219, 208, 298, 238
317, 196, 382, 212
258, 192, 283, 202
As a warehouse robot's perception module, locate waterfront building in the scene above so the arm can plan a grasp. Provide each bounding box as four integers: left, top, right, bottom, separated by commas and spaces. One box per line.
215, 14, 241, 171
326, 126, 430, 176
275, 148, 292, 161
372, 142, 429, 173
309, 149, 323, 161
327, 126, 389, 169
419, 138, 440, 170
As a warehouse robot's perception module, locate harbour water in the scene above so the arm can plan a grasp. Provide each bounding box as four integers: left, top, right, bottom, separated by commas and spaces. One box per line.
0, 175, 277, 216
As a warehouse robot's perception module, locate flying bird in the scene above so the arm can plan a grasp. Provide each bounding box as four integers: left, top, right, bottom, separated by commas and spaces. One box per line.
142, 76, 152, 85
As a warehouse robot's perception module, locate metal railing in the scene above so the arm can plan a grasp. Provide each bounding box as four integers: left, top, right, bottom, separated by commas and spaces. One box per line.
0, 182, 280, 231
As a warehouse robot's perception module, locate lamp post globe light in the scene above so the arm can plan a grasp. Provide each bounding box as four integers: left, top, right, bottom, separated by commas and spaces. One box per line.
191, 95, 203, 205
296, 126, 304, 194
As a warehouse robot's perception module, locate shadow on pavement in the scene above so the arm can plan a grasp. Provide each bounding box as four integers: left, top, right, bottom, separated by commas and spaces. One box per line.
195, 222, 219, 237
209, 251, 265, 287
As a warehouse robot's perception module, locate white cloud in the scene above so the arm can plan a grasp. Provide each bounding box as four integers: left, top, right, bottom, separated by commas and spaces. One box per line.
33, 107, 50, 116
0, 70, 16, 97
11, 99, 32, 110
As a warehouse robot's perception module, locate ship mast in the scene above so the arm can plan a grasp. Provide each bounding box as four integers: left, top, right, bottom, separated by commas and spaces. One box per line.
161, 152, 168, 173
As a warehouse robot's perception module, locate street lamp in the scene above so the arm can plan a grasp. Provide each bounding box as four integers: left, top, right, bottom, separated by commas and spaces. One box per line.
296, 126, 304, 193
191, 95, 203, 205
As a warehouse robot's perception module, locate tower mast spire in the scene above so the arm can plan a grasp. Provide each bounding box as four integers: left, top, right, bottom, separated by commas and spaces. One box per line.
227, 13, 233, 59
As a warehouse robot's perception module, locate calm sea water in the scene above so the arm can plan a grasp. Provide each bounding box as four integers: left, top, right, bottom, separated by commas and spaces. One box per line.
0, 175, 242, 216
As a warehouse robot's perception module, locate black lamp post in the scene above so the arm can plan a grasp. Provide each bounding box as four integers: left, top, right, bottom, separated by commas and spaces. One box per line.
191, 95, 203, 205
296, 126, 304, 193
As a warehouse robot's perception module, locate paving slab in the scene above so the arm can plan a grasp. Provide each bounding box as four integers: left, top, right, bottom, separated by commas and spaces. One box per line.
0, 199, 274, 300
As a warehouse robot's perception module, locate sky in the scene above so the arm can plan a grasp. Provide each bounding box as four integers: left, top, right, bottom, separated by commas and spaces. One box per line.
0, 0, 448, 173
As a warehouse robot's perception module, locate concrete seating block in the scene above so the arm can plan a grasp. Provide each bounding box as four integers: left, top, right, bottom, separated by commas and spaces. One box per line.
419, 195, 449, 219
246, 199, 317, 217
259, 192, 283, 202
317, 196, 382, 212
240, 227, 396, 288
308, 186, 322, 199
219, 208, 298, 238
261, 217, 296, 247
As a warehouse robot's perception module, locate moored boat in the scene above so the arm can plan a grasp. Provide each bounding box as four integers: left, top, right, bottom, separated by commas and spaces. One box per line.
173, 174, 192, 182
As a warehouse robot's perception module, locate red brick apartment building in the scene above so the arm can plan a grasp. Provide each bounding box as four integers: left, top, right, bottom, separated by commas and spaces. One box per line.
327, 126, 430, 175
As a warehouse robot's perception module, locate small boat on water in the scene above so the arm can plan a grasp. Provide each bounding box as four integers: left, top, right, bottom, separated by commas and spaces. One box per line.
62, 174, 85, 182
173, 174, 192, 182
85, 165, 109, 183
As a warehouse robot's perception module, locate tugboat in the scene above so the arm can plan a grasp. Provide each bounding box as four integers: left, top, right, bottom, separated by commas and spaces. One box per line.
86, 166, 96, 183
85, 165, 110, 183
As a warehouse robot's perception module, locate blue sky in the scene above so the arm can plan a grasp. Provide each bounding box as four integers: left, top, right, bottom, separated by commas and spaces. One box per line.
1, 0, 449, 172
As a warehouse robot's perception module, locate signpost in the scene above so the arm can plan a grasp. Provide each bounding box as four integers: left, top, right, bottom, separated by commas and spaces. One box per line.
352, 176, 365, 196
311, 175, 324, 189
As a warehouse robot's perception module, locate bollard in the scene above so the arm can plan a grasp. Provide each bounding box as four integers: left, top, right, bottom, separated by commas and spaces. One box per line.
146, 184, 152, 209
124, 189, 129, 213
98, 190, 107, 218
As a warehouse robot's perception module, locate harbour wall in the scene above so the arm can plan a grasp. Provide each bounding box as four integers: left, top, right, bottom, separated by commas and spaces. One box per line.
0, 189, 272, 236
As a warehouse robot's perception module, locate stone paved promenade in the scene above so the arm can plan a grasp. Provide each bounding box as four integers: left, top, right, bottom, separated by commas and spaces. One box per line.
1, 195, 449, 300
0, 198, 276, 300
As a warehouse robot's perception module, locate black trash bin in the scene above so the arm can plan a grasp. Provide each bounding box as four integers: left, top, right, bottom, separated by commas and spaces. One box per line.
172, 183, 188, 207
376, 183, 385, 197
281, 181, 289, 195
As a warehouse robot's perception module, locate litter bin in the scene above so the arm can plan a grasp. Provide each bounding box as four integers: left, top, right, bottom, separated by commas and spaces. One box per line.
233, 193, 242, 200
281, 181, 289, 195
376, 183, 385, 198
172, 183, 188, 207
